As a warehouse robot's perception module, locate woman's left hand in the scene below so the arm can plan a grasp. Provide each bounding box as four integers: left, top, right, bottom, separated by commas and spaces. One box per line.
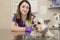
25, 26, 33, 32
25, 26, 33, 35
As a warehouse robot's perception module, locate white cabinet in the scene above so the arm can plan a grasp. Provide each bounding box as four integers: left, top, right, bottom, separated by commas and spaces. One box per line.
48, 0, 60, 9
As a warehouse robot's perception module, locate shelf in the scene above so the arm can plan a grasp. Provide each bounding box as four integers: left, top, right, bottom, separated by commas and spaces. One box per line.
49, 27, 60, 30
48, 6, 60, 9
48, 0, 60, 9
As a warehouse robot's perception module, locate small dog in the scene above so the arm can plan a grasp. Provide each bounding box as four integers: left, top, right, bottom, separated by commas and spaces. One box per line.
30, 17, 54, 38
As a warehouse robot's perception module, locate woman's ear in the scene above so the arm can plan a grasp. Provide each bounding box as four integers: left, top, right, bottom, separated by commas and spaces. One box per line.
44, 20, 50, 24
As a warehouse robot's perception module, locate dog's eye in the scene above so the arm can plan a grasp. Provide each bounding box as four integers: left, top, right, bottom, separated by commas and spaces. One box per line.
32, 22, 34, 24
38, 22, 41, 24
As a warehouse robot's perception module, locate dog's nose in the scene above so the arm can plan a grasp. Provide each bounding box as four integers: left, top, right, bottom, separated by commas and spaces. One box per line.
37, 22, 41, 24
33, 24, 36, 27
33, 24, 38, 30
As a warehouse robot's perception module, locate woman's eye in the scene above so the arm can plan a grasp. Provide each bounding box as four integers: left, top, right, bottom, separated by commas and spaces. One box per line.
22, 6, 25, 8
26, 6, 29, 9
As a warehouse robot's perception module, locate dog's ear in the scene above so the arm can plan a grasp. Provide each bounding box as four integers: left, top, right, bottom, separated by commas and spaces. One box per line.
44, 20, 50, 24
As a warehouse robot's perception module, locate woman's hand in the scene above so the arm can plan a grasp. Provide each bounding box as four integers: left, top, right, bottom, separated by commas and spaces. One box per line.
25, 26, 33, 35
25, 26, 33, 32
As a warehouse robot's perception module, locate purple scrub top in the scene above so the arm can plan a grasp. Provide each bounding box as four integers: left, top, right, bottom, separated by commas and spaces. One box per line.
12, 14, 35, 27
12, 14, 26, 27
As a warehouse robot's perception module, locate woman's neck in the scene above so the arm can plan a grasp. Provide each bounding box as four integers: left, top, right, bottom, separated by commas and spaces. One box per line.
21, 14, 27, 23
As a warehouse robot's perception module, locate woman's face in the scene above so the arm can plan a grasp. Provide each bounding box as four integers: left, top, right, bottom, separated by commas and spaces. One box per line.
20, 2, 29, 15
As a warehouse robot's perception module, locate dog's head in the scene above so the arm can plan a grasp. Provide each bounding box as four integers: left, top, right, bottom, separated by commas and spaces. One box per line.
33, 17, 50, 32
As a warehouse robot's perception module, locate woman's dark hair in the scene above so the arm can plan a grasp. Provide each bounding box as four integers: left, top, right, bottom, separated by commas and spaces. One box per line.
16, 0, 31, 21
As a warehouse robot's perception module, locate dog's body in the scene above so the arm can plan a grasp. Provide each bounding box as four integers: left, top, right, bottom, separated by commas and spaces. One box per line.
30, 17, 54, 38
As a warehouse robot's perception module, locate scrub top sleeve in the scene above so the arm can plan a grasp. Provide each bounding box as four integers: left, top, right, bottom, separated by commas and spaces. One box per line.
12, 15, 16, 22
12, 15, 17, 26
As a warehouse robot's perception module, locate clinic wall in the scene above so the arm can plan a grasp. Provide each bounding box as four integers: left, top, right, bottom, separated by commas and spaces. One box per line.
0, 0, 13, 29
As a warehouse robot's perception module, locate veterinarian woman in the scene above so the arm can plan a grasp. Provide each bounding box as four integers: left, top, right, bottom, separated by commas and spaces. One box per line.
10, 0, 35, 35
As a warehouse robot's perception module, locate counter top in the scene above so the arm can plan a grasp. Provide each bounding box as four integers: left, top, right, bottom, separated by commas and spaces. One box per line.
49, 27, 60, 30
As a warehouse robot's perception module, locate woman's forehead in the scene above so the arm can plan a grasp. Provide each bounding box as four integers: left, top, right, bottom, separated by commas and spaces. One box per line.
21, 2, 29, 7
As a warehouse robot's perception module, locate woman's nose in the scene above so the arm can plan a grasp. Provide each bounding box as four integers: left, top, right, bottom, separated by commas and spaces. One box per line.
24, 7, 27, 11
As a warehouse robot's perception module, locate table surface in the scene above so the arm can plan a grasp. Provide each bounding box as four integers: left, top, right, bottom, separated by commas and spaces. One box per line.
11, 31, 25, 40
11, 27, 60, 40
11, 30, 60, 40
0, 28, 60, 40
